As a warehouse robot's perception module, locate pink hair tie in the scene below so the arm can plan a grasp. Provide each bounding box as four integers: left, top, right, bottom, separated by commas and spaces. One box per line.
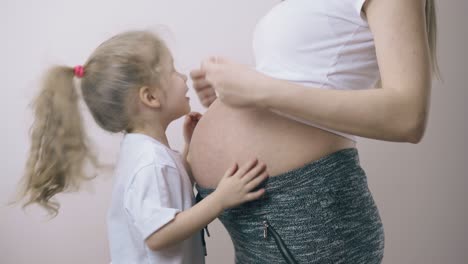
74, 65, 85, 78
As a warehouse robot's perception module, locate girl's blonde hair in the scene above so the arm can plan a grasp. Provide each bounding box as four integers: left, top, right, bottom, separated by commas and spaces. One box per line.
20, 31, 169, 216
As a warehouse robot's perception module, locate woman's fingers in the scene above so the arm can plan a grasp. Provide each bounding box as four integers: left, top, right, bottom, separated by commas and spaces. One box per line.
201, 57, 221, 74
201, 95, 217, 107
196, 89, 216, 107
192, 79, 211, 91
196, 86, 215, 98
206, 56, 229, 65
193, 56, 229, 79
190, 69, 205, 80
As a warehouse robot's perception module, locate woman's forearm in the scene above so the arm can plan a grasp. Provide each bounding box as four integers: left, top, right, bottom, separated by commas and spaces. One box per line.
259, 78, 429, 143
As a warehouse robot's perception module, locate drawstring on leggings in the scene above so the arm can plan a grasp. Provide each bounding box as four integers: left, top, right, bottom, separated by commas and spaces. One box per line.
195, 192, 210, 256
263, 220, 299, 264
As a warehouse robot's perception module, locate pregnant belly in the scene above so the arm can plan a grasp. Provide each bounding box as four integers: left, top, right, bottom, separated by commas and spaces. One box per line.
188, 100, 355, 188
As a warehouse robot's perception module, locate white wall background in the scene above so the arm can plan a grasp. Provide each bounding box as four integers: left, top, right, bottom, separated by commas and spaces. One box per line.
1, 0, 467, 263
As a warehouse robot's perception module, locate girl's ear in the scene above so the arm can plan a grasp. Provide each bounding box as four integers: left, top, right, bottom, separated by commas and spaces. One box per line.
138, 86, 162, 108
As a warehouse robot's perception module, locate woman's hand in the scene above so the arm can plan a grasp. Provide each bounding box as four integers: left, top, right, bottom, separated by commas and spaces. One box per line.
212, 159, 268, 209
199, 57, 271, 108
190, 69, 217, 108
183, 112, 202, 144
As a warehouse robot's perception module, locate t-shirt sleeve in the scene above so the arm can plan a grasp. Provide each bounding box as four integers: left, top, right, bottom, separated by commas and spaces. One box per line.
353, 0, 369, 20
124, 164, 181, 240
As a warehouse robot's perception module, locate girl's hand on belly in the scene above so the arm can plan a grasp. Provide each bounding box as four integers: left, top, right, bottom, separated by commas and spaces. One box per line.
211, 158, 268, 209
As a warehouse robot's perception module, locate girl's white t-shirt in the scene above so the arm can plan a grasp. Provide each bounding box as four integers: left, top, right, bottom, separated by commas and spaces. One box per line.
107, 133, 205, 264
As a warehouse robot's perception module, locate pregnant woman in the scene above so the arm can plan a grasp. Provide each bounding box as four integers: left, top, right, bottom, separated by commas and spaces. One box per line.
189, 0, 437, 263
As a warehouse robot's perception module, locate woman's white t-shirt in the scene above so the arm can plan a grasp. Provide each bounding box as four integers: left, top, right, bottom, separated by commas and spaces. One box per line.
253, 0, 380, 141
107, 133, 205, 264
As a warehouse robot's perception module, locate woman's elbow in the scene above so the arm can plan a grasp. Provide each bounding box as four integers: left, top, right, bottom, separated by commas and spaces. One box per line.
405, 126, 426, 144
400, 115, 427, 144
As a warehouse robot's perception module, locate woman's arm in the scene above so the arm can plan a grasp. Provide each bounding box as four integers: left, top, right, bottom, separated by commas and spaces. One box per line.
263, 0, 431, 143
202, 0, 432, 143
261, 0, 431, 143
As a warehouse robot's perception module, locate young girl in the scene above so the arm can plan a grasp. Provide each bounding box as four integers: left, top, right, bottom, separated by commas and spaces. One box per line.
19, 30, 268, 264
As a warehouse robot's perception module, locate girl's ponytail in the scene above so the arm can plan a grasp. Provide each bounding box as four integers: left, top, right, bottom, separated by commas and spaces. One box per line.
20, 66, 98, 216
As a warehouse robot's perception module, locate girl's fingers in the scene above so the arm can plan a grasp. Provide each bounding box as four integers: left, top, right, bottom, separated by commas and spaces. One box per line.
185, 114, 196, 125
241, 162, 266, 183
224, 163, 239, 177
234, 158, 259, 178
190, 112, 202, 121
244, 171, 268, 191
188, 112, 202, 120
183, 115, 192, 125
244, 188, 265, 202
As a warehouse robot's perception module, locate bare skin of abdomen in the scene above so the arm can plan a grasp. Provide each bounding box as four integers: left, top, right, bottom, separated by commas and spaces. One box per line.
188, 100, 356, 189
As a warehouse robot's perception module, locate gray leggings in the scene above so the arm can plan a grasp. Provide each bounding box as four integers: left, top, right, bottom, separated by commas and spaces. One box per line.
196, 148, 385, 263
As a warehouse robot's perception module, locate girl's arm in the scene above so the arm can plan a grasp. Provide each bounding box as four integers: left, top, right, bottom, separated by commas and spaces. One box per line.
182, 144, 194, 185
182, 112, 202, 185
145, 159, 267, 251
201, 0, 432, 143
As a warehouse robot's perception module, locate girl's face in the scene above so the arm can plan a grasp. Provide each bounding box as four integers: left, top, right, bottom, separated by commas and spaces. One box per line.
159, 53, 191, 120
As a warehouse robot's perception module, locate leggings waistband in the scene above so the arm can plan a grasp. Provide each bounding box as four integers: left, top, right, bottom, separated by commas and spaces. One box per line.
196, 147, 361, 196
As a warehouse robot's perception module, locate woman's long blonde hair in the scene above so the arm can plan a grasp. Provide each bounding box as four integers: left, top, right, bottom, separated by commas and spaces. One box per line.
426, 0, 440, 77
19, 31, 168, 216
